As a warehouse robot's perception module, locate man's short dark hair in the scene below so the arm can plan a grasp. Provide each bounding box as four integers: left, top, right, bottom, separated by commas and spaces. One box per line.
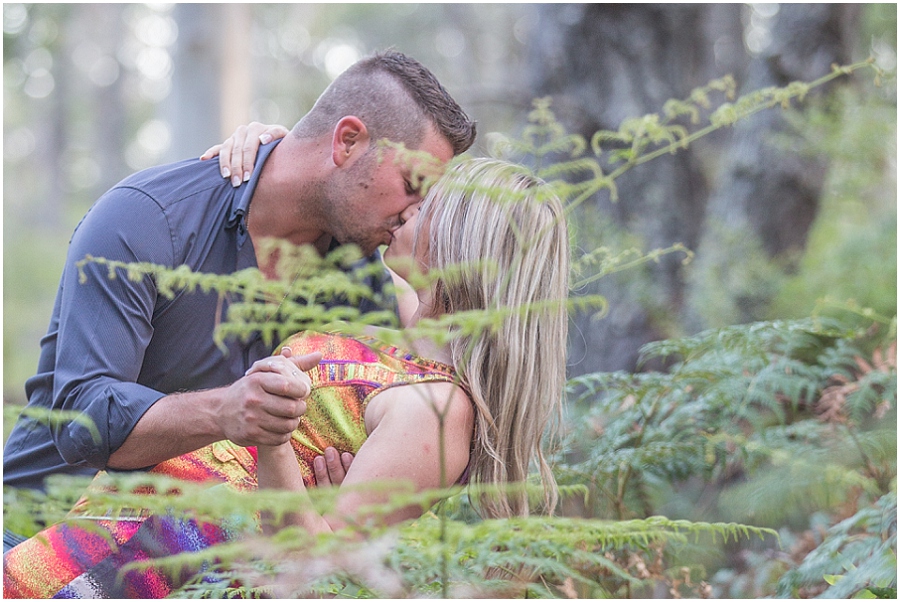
295, 50, 476, 156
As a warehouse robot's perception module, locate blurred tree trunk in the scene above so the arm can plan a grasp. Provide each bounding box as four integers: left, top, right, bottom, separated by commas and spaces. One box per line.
87, 4, 128, 187
220, 4, 252, 137
165, 4, 247, 161
28, 4, 72, 232
526, 3, 860, 375
685, 4, 861, 330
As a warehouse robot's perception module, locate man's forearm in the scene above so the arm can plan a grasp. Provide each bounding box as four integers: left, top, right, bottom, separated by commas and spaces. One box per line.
106, 389, 223, 469
106, 353, 315, 469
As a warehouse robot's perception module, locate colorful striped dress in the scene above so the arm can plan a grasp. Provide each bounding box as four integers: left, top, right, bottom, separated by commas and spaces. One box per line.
3, 332, 459, 599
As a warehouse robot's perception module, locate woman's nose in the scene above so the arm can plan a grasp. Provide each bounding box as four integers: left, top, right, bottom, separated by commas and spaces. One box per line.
399, 202, 420, 225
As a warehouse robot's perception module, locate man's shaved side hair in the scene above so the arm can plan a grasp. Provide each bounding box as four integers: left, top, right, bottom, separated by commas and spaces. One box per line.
293, 50, 476, 156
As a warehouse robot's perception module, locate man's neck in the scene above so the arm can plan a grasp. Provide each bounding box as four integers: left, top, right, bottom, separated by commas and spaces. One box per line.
248, 136, 332, 268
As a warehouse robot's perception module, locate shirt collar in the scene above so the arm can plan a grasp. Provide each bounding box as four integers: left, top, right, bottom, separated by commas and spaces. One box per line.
227, 139, 281, 247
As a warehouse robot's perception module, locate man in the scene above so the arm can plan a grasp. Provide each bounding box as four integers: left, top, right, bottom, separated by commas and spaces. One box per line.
3, 50, 475, 506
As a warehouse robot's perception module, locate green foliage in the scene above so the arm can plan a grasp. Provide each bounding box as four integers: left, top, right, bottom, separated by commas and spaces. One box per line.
558, 308, 896, 596
769, 85, 897, 320
777, 491, 896, 598
75, 244, 400, 350
3, 477, 93, 539
2, 228, 72, 404
682, 54, 897, 334
685, 221, 789, 328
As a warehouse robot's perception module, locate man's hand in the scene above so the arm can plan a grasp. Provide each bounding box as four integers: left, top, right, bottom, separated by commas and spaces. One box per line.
200, 122, 289, 187
216, 349, 321, 447
313, 447, 354, 486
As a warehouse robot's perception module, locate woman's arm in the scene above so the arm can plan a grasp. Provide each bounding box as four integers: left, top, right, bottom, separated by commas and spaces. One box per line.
257, 443, 334, 535
257, 380, 474, 534
341, 382, 474, 523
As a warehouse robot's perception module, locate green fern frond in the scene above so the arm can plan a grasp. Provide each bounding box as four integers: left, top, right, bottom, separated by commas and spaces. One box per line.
777, 491, 896, 598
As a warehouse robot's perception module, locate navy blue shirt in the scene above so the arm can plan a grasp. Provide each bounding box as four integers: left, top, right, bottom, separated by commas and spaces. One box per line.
3, 141, 392, 490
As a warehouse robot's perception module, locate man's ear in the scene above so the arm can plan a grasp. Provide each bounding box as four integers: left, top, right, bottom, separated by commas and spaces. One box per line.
332, 116, 369, 167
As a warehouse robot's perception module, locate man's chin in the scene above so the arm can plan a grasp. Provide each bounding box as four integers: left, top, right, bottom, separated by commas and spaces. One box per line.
333, 236, 377, 257
362, 243, 381, 257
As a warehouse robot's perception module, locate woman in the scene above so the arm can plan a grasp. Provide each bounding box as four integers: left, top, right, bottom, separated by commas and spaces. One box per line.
3, 158, 569, 598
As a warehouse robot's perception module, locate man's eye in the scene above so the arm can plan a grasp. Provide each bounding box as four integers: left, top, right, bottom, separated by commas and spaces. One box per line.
404, 180, 416, 195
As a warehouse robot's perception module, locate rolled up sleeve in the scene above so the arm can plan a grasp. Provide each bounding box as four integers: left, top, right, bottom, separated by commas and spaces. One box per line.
51, 186, 173, 468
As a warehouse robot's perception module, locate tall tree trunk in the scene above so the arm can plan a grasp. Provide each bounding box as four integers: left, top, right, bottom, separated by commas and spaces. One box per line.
165, 4, 225, 161
88, 4, 128, 187
685, 3, 861, 330
525, 3, 860, 374
28, 4, 73, 232
220, 4, 252, 137
527, 4, 731, 374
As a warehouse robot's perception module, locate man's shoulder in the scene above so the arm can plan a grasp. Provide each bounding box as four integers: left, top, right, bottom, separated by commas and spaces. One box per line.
111, 157, 228, 211
73, 157, 239, 262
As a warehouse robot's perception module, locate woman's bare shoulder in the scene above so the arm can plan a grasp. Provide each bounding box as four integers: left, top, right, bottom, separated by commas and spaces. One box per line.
365, 381, 474, 436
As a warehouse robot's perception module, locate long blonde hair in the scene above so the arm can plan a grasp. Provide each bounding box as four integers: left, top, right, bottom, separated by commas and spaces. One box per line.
414, 158, 569, 518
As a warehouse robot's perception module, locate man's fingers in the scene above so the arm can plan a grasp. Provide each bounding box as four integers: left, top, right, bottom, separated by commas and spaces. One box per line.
290, 351, 323, 372
257, 393, 307, 420
316, 447, 351, 486
311, 447, 352, 487
324, 447, 343, 483
240, 409, 303, 445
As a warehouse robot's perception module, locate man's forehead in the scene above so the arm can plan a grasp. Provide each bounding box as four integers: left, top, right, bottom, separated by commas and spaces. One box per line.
412, 126, 454, 178
383, 141, 449, 177
422, 123, 455, 163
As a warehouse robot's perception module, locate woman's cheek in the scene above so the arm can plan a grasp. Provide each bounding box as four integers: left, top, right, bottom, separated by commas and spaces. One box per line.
389, 229, 414, 259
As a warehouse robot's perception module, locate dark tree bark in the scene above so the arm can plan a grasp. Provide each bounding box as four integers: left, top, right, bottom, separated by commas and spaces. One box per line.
697, 3, 861, 257
528, 4, 732, 374
525, 3, 861, 375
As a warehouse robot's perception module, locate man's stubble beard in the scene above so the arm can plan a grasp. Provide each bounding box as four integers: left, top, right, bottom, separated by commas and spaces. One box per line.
322, 152, 381, 256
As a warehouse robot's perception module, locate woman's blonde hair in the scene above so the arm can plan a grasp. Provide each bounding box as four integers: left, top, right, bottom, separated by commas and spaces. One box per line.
414, 158, 569, 518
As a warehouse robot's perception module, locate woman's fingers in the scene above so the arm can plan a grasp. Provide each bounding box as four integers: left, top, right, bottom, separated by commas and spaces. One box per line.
244, 359, 311, 401
199, 143, 224, 162
313, 455, 331, 486
258, 124, 289, 145
198, 122, 287, 186
313, 447, 354, 486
